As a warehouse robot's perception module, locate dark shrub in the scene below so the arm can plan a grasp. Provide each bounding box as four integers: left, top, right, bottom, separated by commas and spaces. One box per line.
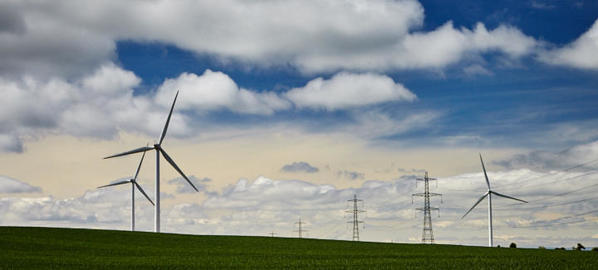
509, 242, 517, 248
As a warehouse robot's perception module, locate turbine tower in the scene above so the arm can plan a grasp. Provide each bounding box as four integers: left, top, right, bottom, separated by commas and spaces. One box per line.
412, 171, 441, 244
104, 91, 198, 233
462, 154, 528, 247
346, 194, 365, 241
98, 149, 154, 231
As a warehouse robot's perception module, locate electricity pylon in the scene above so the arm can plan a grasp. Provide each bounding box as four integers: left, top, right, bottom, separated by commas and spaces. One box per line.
346, 194, 365, 241
412, 171, 442, 244
294, 217, 307, 238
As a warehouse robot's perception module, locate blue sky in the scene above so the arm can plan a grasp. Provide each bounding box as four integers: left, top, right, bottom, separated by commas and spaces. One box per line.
110, 0, 598, 150
0, 0, 597, 247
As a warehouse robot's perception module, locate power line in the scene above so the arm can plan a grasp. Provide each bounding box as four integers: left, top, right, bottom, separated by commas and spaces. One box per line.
346, 194, 365, 241
412, 171, 442, 244
444, 157, 598, 193
509, 208, 598, 228
502, 180, 598, 207
495, 197, 596, 211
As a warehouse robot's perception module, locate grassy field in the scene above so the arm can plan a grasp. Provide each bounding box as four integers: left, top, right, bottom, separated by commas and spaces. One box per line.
1, 226, 596, 269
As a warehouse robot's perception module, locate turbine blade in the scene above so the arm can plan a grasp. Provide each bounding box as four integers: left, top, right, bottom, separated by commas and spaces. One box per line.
461, 192, 488, 219
134, 181, 155, 206
491, 191, 528, 204
159, 148, 199, 192
97, 180, 130, 189
480, 153, 491, 189
104, 146, 154, 159
133, 145, 148, 180
159, 90, 179, 145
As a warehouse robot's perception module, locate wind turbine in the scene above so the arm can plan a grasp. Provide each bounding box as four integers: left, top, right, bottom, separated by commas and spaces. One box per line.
104, 90, 198, 232
98, 149, 154, 231
462, 154, 528, 247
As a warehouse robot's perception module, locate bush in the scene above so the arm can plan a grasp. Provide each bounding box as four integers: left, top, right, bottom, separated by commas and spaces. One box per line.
592, 247, 598, 252
538, 246, 546, 249
509, 242, 517, 248
555, 247, 566, 250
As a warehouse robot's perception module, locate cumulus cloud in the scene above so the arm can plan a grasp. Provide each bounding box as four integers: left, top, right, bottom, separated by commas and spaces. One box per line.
285, 72, 416, 110
0, 0, 547, 77
296, 21, 539, 72
0, 63, 165, 152
539, 19, 598, 69
0, 176, 41, 193
155, 70, 291, 115
0, 61, 430, 152
281, 162, 319, 173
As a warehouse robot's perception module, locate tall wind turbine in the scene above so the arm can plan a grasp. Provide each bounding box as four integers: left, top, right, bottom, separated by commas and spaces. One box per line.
462, 154, 528, 247
98, 149, 154, 231
104, 90, 198, 232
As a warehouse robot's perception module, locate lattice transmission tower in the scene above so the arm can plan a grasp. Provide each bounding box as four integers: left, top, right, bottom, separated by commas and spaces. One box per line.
412, 171, 442, 244
294, 217, 307, 238
346, 194, 366, 241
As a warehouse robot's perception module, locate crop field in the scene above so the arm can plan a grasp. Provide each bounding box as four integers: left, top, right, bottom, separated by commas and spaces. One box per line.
1, 226, 596, 269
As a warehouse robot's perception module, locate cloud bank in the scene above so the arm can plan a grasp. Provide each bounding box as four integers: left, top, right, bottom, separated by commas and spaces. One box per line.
2, 167, 596, 247
2, 0, 592, 78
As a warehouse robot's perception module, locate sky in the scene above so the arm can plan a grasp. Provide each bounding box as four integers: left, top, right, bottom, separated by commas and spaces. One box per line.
0, 0, 597, 248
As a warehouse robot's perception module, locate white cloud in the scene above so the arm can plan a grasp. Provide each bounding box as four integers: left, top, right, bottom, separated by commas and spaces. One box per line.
539, 19, 598, 69
0, 0, 546, 77
286, 72, 416, 110
0, 176, 41, 193
296, 21, 538, 72
155, 70, 291, 115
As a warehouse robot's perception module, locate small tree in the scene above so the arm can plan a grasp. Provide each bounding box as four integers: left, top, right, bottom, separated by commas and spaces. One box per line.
509, 242, 517, 248
576, 243, 585, 251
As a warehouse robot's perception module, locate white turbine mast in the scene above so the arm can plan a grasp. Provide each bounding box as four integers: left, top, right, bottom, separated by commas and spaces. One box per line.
462, 154, 528, 247
104, 90, 198, 233
98, 148, 154, 231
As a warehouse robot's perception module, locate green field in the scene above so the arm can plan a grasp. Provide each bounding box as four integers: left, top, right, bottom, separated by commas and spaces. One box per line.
1, 226, 596, 269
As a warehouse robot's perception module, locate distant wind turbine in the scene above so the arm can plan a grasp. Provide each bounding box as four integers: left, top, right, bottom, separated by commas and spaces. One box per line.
98, 149, 154, 231
462, 154, 528, 247
104, 90, 198, 232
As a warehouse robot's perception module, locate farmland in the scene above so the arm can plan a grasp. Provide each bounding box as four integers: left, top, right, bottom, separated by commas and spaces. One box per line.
1, 226, 596, 269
